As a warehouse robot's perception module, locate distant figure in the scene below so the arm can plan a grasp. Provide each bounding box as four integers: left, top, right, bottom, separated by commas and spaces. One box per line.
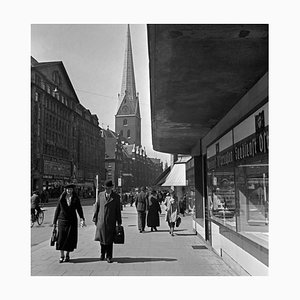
135, 186, 148, 233
165, 190, 180, 236
31, 190, 42, 216
180, 194, 187, 216
52, 184, 86, 263
163, 192, 171, 214
129, 192, 134, 206
147, 189, 161, 232
93, 180, 122, 263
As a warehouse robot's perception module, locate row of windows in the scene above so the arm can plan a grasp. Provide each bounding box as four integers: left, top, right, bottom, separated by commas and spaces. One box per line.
35, 74, 73, 109
34, 75, 99, 132
45, 112, 69, 134
43, 144, 69, 160
45, 128, 69, 148
44, 97, 70, 119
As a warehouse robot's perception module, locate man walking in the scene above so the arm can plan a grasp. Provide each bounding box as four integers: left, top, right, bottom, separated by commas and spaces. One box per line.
93, 180, 122, 263
135, 186, 148, 233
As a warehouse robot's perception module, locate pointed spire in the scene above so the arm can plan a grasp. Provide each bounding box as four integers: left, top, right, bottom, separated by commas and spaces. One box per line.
119, 24, 136, 104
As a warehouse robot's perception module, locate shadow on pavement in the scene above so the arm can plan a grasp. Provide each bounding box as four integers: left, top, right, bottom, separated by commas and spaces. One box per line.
142, 229, 187, 233
175, 233, 197, 236
70, 258, 101, 263
114, 257, 177, 263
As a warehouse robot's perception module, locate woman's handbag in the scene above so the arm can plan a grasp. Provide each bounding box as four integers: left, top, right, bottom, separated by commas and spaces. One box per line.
50, 228, 57, 246
176, 216, 181, 227
113, 225, 125, 244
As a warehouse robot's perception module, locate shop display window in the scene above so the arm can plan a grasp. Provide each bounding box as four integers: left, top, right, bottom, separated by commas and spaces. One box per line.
235, 157, 268, 248
207, 168, 236, 231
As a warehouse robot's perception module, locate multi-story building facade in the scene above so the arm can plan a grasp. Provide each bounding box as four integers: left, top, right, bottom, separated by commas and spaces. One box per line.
31, 57, 105, 197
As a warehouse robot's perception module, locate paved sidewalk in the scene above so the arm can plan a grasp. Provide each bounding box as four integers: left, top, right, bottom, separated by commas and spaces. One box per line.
31, 205, 237, 276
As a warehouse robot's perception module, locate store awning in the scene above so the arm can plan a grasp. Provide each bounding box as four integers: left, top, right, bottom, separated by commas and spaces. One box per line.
162, 163, 186, 187
152, 166, 171, 186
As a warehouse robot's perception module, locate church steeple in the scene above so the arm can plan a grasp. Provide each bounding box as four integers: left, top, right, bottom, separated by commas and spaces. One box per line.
120, 24, 136, 102
115, 24, 141, 146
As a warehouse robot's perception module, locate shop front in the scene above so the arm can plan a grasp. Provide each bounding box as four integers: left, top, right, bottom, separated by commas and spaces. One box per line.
204, 101, 268, 275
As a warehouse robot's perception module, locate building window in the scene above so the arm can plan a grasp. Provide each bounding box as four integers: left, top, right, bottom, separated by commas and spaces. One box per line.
127, 129, 130, 138
35, 75, 41, 86
35, 92, 39, 102
123, 119, 128, 126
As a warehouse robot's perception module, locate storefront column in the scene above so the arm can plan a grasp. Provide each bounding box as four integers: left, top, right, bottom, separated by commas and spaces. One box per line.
194, 155, 204, 219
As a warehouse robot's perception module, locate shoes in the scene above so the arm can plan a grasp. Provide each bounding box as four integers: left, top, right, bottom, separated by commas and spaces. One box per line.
64, 256, 70, 262
100, 255, 105, 261
107, 258, 112, 263
171, 233, 174, 236
139, 230, 142, 233
154, 227, 158, 231
59, 257, 64, 263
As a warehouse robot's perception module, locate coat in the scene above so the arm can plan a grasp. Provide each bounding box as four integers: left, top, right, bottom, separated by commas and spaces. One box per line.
147, 195, 161, 227
31, 194, 40, 209
135, 191, 148, 212
93, 191, 122, 245
166, 197, 179, 223
53, 192, 84, 252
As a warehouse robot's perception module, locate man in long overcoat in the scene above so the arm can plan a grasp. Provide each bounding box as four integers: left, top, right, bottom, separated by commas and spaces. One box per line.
93, 180, 122, 263
135, 186, 148, 233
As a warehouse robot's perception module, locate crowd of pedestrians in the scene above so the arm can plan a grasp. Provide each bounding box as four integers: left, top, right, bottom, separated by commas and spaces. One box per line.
31, 181, 187, 264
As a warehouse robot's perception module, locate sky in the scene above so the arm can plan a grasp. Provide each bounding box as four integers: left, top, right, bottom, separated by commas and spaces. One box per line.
31, 24, 170, 166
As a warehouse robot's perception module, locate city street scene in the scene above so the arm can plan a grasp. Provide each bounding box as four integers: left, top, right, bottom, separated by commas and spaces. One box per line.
31, 23, 268, 276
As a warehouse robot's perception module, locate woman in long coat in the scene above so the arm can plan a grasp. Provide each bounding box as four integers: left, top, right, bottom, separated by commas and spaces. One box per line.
147, 189, 161, 231
165, 190, 180, 236
93, 180, 122, 263
52, 184, 85, 263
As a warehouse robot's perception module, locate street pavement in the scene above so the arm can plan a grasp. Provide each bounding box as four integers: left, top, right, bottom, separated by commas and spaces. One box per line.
31, 204, 237, 276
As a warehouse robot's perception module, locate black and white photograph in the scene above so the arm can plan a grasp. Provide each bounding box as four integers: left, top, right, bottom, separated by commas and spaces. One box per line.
3, 0, 300, 299
30, 22, 268, 276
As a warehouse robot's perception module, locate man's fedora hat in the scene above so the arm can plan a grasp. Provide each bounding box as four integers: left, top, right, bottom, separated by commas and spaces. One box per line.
103, 180, 114, 188
64, 184, 76, 189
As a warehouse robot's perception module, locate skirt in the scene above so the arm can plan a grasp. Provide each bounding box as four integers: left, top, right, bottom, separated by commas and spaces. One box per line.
56, 219, 78, 252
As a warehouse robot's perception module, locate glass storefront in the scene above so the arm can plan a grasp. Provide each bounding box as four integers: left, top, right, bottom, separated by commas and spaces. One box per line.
207, 102, 269, 248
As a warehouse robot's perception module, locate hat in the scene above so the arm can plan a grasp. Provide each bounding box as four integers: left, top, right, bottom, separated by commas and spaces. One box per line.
64, 184, 76, 189
103, 180, 114, 188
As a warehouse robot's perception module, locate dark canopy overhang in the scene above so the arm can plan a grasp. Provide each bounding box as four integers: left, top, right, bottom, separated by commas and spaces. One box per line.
147, 24, 268, 154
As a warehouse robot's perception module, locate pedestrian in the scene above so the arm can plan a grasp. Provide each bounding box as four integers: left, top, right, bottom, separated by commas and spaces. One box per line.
135, 186, 148, 233
93, 180, 122, 263
31, 190, 42, 217
129, 192, 134, 206
147, 188, 161, 232
163, 192, 171, 214
179, 194, 187, 216
165, 190, 180, 236
52, 184, 86, 263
